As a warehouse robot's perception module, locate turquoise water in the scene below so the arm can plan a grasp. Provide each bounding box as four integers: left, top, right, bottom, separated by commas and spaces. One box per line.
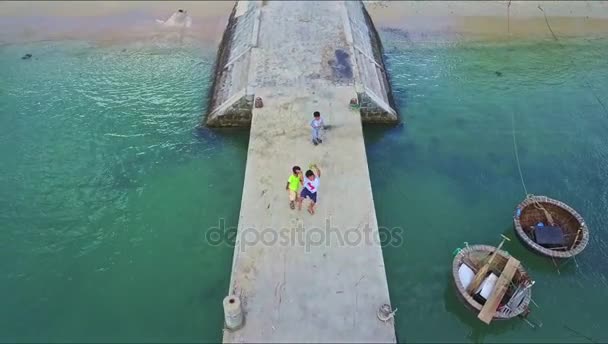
0, 40, 247, 342
1, 34, 607, 342
369, 34, 608, 342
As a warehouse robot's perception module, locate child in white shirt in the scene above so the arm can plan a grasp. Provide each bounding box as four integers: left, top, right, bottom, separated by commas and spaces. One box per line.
298, 164, 321, 214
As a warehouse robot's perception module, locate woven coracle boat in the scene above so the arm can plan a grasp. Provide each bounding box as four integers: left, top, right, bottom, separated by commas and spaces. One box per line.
452, 245, 533, 323
513, 195, 589, 259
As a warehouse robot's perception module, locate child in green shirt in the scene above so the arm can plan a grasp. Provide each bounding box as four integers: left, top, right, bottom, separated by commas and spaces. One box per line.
285, 165, 303, 209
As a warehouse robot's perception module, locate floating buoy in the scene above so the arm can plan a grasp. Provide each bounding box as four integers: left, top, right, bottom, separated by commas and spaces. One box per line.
223, 295, 243, 331
254, 97, 264, 108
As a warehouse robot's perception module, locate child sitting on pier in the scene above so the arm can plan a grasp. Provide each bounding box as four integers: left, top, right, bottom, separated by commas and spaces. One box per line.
298, 164, 321, 215
286, 165, 303, 210
310, 111, 325, 145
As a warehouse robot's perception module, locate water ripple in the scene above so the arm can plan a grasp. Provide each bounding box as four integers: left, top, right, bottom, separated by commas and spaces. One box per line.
0, 40, 215, 265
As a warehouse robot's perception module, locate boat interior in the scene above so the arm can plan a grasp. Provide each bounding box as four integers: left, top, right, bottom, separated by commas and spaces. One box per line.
458, 249, 531, 318
519, 202, 582, 250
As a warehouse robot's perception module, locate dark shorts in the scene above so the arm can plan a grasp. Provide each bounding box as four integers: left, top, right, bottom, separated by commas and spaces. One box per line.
300, 188, 317, 203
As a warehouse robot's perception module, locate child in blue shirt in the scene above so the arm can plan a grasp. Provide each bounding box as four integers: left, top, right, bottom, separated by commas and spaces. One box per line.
310, 111, 325, 145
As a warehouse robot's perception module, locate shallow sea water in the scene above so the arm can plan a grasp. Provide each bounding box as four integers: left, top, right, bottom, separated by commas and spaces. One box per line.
370, 33, 608, 342
1, 31, 607, 342
0, 39, 247, 342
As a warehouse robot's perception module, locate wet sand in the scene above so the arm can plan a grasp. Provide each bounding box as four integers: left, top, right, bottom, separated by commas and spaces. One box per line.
366, 1, 608, 41
0, 1, 234, 46
1, 1, 608, 46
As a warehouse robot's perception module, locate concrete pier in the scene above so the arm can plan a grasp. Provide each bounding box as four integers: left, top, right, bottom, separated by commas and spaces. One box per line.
210, 1, 397, 342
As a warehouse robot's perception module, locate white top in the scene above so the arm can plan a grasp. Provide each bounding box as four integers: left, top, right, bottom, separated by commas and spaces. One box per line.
304, 177, 320, 193
311, 118, 324, 129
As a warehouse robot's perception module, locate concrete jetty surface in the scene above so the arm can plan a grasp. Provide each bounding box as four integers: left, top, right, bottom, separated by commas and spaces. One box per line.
211, 1, 397, 342
205, 0, 398, 127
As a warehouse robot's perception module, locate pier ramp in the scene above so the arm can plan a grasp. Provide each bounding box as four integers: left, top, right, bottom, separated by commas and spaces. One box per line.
205, 0, 398, 127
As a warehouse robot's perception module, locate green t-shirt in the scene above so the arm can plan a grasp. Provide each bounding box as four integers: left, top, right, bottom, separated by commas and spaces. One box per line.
288, 174, 301, 191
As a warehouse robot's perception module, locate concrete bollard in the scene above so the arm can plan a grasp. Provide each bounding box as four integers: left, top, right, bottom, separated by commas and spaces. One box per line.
223, 295, 243, 330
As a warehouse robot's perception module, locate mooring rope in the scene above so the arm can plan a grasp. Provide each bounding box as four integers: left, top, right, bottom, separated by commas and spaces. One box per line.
377, 304, 398, 322
532, 198, 555, 225
585, 80, 608, 116
511, 111, 557, 228
537, 5, 608, 118
510, 110, 528, 196
507, 1, 511, 34
537, 5, 559, 41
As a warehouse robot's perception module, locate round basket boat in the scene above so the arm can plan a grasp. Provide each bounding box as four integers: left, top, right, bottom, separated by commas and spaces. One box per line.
513, 195, 589, 259
452, 245, 532, 321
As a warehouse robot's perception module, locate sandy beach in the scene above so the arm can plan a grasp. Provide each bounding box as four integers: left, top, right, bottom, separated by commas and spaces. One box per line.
1, 1, 608, 45
0, 1, 235, 46
367, 1, 608, 41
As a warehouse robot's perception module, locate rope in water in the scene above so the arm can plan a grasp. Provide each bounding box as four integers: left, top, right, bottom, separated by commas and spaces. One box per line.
511, 112, 556, 225
510, 110, 528, 196
538, 5, 608, 118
